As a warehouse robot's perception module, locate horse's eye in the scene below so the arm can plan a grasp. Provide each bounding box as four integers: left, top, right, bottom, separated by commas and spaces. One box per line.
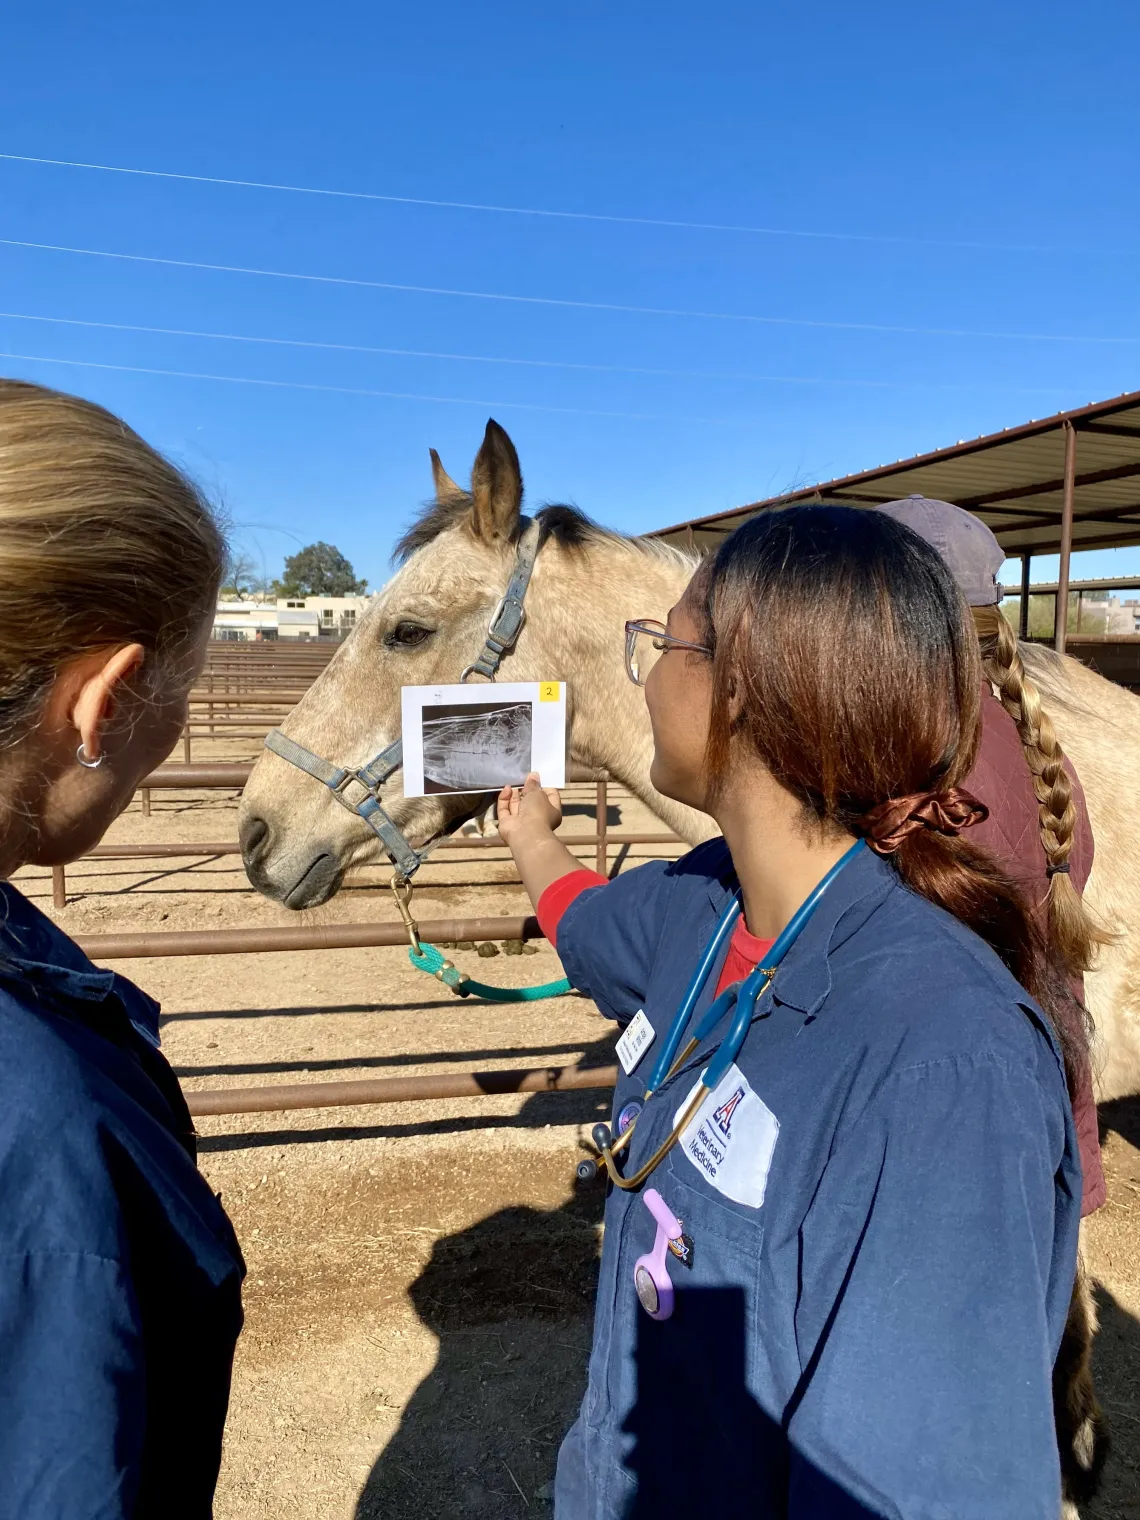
386, 621, 434, 649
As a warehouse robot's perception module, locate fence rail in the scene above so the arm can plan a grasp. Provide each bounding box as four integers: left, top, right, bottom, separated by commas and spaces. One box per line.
52, 767, 680, 904
75, 913, 543, 960
185, 1061, 619, 1116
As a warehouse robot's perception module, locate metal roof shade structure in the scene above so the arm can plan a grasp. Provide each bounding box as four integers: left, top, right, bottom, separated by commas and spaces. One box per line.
651, 388, 1140, 656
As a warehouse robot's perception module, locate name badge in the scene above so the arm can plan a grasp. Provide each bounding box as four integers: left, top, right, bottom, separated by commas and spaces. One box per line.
616, 1010, 655, 1075
673, 1062, 779, 1209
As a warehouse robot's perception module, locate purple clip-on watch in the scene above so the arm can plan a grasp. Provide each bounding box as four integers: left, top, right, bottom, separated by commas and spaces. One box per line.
633, 1188, 691, 1321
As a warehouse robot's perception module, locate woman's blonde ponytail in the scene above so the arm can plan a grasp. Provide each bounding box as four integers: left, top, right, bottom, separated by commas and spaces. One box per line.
972, 605, 1112, 974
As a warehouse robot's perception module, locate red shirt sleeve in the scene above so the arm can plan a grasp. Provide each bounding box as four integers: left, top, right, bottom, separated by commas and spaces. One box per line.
536, 869, 608, 950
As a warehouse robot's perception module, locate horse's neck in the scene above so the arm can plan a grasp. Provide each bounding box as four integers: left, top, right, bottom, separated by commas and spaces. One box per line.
530, 538, 718, 847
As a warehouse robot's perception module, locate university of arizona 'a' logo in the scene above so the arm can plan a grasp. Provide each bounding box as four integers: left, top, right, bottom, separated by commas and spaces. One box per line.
712, 1085, 745, 1136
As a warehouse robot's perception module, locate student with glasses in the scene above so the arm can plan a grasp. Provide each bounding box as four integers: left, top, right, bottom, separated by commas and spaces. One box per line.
498, 505, 1084, 1518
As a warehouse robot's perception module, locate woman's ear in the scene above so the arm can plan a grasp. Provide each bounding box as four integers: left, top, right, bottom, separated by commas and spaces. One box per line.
67, 644, 147, 763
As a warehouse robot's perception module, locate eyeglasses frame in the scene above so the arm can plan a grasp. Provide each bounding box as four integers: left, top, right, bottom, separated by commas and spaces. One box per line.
624, 618, 712, 687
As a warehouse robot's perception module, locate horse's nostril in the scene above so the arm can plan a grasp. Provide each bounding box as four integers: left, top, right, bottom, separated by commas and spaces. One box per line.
239, 814, 269, 862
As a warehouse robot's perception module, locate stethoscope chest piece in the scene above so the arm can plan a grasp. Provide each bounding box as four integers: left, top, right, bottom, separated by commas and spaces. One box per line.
634, 1263, 664, 1317
633, 1187, 691, 1322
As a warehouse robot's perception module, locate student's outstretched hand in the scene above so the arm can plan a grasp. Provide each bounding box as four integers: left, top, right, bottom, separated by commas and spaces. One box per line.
496, 772, 563, 846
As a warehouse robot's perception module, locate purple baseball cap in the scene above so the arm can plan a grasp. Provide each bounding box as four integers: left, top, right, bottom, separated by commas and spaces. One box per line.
877, 495, 1004, 607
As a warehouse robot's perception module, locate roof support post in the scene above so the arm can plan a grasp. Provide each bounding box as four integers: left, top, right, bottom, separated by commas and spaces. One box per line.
1054, 422, 1077, 654
1019, 553, 1031, 640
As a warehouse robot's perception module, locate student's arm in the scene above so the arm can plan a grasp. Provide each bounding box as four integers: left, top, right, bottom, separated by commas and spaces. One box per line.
498, 772, 679, 1021
497, 772, 583, 907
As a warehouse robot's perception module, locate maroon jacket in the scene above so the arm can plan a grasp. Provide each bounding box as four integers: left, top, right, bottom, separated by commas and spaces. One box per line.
967, 686, 1105, 1215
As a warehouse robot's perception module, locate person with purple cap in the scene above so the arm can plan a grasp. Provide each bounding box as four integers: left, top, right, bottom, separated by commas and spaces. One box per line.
878, 495, 1108, 1504
877, 495, 1105, 1214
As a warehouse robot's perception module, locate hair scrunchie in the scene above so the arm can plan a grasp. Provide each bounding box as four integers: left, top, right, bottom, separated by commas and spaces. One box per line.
861, 788, 989, 856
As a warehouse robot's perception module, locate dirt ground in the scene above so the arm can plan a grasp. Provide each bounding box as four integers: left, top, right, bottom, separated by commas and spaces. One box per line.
16, 748, 1140, 1518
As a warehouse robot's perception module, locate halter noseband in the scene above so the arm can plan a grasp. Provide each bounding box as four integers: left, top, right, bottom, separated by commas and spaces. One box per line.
262, 519, 543, 881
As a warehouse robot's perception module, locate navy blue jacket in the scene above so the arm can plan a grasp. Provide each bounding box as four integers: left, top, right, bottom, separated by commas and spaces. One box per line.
0, 883, 244, 1517
553, 842, 1080, 1520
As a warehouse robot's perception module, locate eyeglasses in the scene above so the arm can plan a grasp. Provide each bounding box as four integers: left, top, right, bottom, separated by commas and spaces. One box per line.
624, 619, 711, 687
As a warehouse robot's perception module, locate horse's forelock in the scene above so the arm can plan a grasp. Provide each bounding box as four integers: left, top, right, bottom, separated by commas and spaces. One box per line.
392, 496, 696, 570
393, 495, 477, 563
393, 498, 605, 565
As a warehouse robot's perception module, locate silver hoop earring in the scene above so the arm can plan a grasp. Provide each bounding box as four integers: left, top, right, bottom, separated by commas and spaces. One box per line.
76, 743, 105, 770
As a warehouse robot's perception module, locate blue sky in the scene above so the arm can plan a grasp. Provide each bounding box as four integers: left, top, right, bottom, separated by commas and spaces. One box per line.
1, 2, 1137, 590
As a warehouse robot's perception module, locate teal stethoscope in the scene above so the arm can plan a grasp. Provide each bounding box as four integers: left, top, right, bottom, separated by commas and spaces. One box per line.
584, 838, 867, 1192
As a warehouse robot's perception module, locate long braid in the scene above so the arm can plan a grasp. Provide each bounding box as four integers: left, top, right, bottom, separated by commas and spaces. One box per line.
973, 606, 1112, 975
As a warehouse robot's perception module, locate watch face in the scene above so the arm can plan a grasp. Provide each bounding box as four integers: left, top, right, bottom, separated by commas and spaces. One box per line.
634, 1265, 660, 1316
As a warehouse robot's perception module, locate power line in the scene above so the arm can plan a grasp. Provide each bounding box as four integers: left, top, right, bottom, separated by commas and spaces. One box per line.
0, 311, 1078, 395
0, 350, 736, 424
1, 236, 1136, 345
0, 150, 1088, 255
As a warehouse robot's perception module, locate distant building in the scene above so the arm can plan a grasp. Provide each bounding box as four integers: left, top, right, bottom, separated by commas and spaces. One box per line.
212, 599, 280, 641
1105, 596, 1140, 636
212, 593, 373, 641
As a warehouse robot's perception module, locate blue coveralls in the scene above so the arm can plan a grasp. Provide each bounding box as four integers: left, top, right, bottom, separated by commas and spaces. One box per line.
553, 842, 1081, 1520
0, 883, 245, 1518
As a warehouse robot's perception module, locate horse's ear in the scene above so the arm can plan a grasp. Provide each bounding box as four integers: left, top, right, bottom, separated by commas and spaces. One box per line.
469, 420, 523, 542
429, 448, 465, 504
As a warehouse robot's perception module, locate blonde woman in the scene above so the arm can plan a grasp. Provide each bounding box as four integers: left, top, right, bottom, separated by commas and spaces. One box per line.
0, 381, 242, 1516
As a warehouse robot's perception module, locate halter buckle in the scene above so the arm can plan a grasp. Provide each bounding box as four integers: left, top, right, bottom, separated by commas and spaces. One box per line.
330, 768, 372, 806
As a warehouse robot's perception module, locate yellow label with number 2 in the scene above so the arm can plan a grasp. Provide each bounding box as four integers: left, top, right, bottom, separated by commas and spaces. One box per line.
539, 681, 561, 703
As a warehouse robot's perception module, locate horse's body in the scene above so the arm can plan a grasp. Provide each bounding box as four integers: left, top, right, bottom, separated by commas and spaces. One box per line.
240, 421, 1140, 1101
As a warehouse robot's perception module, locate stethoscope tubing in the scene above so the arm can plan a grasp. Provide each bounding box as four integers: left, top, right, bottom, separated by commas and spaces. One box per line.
644, 892, 742, 1091
597, 839, 866, 1190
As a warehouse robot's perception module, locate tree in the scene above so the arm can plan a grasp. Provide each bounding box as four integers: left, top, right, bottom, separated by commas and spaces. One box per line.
275, 542, 368, 597
220, 551, 258, 598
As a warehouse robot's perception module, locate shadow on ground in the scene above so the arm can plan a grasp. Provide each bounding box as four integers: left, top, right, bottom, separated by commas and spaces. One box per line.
1087, 1283, 1140, 1520
353, 1189, 602, 1519
1099, 1093, 1140, 1153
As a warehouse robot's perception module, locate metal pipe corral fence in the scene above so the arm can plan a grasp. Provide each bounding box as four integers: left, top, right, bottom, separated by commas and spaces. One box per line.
76, 914, 542, 960
186, 1061, 619, 1116
50, 763, 680, 906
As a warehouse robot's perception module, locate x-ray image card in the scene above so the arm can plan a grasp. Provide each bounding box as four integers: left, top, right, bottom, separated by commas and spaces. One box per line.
400, 681, 567, 797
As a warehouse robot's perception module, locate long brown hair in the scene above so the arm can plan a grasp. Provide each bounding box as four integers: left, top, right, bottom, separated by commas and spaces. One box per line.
973, 603, 1111, 975
0, 380, 225, 745
692, 505, 1087, 1077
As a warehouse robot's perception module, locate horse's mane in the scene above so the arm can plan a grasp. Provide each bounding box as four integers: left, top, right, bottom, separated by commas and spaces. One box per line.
394, 498, 695, 568
1019, 641, 1095, 721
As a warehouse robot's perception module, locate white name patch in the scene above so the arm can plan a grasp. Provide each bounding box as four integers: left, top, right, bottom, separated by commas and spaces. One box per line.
616, 1010, 655, 1075
673, 1062, 779, 1209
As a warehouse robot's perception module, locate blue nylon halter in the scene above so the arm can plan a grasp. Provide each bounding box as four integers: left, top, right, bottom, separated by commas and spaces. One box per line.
263, 520, 543, 880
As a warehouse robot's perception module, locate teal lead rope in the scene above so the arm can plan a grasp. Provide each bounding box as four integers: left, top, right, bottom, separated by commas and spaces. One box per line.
391, 874, 572, 1002
408, 941, 572, 1002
